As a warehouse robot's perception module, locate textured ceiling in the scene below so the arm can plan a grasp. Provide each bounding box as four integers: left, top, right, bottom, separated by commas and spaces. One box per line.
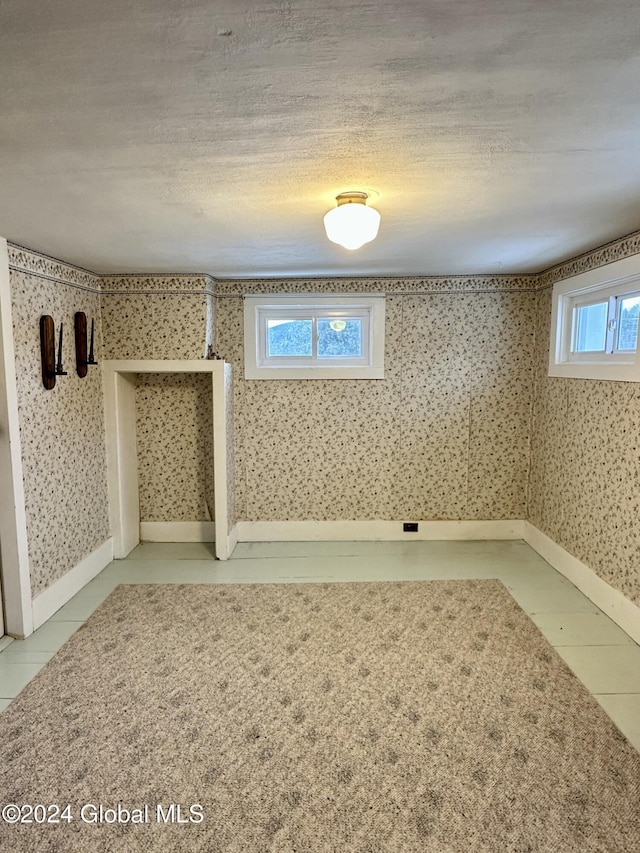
1, 1, 640, 277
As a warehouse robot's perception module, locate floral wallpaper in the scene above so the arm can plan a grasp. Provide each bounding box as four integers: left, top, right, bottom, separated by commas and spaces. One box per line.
100, 274, 212, 360
7, 250, 110, 596
100, 275, 216, 523
8, 226, 640, 613
215, 280, 536, 522
530, 233, 640, 608
135, 373, 214, 522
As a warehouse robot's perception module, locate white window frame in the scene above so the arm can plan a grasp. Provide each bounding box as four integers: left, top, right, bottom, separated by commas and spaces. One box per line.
244, 294, 385, 379
549, 254, 640, 382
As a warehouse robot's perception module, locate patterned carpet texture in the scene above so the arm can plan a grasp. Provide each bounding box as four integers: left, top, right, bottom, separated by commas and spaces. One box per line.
0, 580, 639, 852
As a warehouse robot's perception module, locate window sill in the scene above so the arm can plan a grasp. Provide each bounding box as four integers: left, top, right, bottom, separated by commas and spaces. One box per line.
548, 361, 640, 382
244, 366, 385, 380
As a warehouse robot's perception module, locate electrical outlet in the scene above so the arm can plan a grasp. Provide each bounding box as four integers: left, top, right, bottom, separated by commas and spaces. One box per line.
403, 522, 419, 533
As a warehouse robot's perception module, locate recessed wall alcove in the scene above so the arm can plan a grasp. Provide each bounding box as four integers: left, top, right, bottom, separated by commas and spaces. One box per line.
103, 360, 236, 561
135, 372, 215, 541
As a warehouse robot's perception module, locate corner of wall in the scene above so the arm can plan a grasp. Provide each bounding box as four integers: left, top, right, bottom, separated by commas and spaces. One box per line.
0, 237, 33, 637
526, 231, 640, 613
6, 243, 111, 625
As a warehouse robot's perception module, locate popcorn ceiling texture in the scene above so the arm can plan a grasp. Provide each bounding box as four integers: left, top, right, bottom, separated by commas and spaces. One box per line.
7, 256, 110, 596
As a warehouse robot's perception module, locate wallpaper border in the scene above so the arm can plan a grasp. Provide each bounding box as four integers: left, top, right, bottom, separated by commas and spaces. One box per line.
7, 245, 216, 296
537, 228, 640, 290
214, 275, 539, 296
101, 274, 216, 294
10, 226, 640, 297
8, 243, 101, 292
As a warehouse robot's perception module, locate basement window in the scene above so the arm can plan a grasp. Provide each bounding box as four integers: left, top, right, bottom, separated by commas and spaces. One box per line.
549, 255, 640, 382
243, 295, 385, 379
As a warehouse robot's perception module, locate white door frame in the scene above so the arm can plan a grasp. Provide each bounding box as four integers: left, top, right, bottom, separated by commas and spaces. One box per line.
0, 238, 33, 638
102, 360, 233, 560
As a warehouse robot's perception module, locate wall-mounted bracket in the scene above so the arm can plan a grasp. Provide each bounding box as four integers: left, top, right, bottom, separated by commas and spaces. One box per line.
74, 312, 98, 378
40, 315, 67, 389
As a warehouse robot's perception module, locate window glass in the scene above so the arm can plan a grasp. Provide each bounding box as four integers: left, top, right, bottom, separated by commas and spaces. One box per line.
317, 318, 362, 358
244, 294, 385, 379
267, 319, 313, 357
617, 295, 640, 352
549, 257, 640, 381
574, 301, 607, 352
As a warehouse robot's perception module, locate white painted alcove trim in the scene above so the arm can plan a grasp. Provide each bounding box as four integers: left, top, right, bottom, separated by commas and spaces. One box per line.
102, 360, 234, 561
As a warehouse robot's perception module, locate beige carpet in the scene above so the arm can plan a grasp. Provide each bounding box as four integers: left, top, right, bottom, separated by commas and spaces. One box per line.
0, 580, 639, 852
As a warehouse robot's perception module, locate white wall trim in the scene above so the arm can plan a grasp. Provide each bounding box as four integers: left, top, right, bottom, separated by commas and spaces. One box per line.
524, 522, 640, 644
140, 521, 216, 542
31, 538, 114, 630
228, 523, 239, 556
243, 294, 385, 380
104, 359, 221, 373
0, 237, 33, 638
103, 369, 139, 558
102, 360, 231, 561
236, 519, 526, 542
212, 366, 230, 560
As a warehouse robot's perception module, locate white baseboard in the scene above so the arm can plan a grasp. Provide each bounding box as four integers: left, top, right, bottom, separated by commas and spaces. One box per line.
31, 538, 114, 630
227, 523, 239, 557
236, 519, 526, 542
140, 521, 216, 542
524, 522, 640, 644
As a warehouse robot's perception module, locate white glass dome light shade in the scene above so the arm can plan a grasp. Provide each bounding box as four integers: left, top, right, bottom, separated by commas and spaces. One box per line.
323, 192, 381, 250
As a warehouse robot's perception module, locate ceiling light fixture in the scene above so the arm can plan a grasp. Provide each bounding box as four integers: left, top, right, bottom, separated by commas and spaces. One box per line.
323, 191, 381, 250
